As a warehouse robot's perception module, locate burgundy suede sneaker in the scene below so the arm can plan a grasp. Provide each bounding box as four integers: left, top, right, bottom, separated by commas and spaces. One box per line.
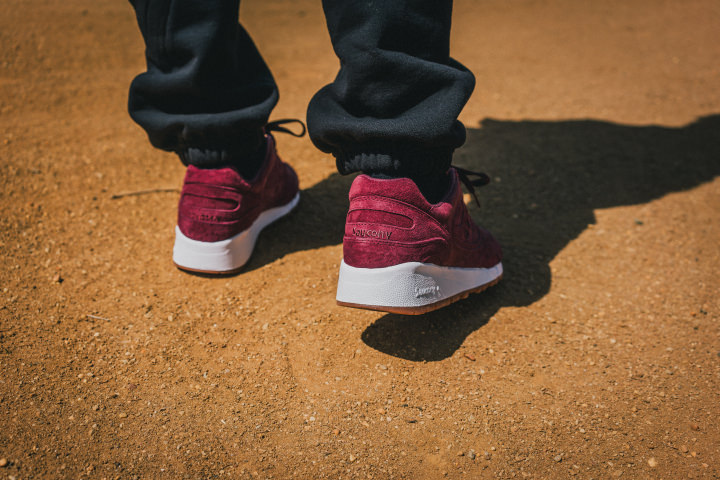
172, 133, 299, 274
336, 168, 503, 314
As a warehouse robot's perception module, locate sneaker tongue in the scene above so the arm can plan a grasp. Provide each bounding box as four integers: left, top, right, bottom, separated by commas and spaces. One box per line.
229, 139, 267, 180
412, 172, 452, 204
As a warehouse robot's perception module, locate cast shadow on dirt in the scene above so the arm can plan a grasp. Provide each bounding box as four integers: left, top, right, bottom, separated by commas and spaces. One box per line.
361, 114, 720, 361
241, 171, 355, 272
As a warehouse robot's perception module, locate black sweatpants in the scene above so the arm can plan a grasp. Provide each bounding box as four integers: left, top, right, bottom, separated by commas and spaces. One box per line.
128, 0, 475, 180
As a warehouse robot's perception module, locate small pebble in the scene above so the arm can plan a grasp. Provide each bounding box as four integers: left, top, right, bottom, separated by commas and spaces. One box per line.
554, 455, 562, 462
690, 423, 700, 431
348, 454, 356, 462
647, 457, 657, 468
680, 445, 689, 453
0, 458, 7, 467
468, 450, 476, 460
119, 412, 128, 418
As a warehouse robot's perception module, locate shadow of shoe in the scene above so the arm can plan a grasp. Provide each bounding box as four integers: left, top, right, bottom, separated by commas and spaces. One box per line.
241, 171, 355, 272
362, 114, 720, 361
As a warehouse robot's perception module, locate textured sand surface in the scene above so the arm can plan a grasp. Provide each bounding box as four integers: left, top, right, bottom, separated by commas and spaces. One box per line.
1, 0, 718, 478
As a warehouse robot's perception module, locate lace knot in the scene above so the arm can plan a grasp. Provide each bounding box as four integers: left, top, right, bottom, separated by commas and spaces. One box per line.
454, 166, 490, 208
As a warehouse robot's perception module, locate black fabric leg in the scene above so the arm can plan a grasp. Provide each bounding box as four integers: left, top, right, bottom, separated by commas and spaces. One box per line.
307, 0, 475, 182
128, 0, 277, 168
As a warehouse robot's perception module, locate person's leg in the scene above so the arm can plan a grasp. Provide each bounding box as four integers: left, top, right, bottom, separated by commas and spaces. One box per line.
128, 0, 277, 175
307, 0, 475, 202
128, 0, 300, 274
311, 0, 503, 313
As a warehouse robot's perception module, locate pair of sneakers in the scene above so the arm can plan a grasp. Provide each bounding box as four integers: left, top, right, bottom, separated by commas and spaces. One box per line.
172, 130, 503, 314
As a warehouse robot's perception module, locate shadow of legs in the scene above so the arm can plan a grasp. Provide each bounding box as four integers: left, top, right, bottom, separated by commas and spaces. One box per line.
362, 115, 720, 360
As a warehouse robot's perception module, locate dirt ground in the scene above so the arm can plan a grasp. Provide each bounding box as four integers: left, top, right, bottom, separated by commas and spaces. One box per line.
1, 0, 719, 478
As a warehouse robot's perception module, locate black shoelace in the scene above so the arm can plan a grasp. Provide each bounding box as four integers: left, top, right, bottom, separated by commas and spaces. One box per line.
454, 166, 490, 208
265, 119, 307, 137
264, 122, 489, 209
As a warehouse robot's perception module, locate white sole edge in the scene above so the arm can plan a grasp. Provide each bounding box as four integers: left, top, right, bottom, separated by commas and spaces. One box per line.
172, 193, 300, 273
336, 260, 503, 310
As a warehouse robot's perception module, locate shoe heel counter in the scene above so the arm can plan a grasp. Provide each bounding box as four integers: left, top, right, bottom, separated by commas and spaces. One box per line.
177, 185, 240, 242
342, 196, 447, 268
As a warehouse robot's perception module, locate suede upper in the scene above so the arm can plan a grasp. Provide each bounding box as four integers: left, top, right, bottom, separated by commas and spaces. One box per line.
177, 134, 298, 242
343, 169, 502, 269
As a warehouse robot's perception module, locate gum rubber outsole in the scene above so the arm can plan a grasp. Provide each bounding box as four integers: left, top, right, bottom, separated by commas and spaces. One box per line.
336, 274, 502, 315
172, 263, 247, 276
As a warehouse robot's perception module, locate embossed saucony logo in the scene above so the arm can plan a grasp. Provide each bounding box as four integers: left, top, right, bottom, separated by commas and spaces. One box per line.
199, 213, 229, 222
414, 285, 440, 298
352, 227, 392, 240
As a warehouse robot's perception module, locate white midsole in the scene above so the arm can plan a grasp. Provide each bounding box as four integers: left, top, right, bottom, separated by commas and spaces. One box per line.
336, 260, 503, 308
173, 193, 299, 272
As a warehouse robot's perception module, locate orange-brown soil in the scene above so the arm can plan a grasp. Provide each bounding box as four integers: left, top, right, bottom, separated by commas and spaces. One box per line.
1, 1, 718, 478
